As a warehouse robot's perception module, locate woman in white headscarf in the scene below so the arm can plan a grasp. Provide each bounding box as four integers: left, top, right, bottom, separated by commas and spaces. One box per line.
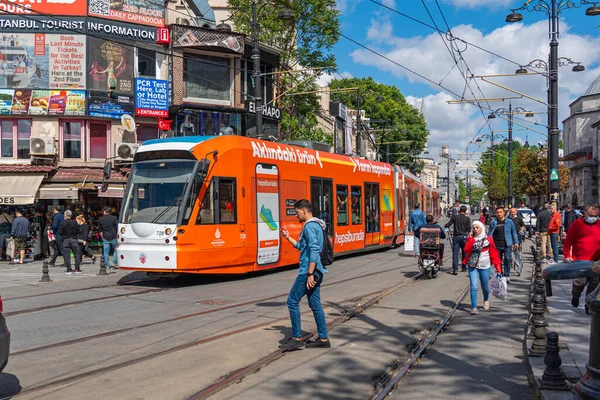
463, 220, 503, 315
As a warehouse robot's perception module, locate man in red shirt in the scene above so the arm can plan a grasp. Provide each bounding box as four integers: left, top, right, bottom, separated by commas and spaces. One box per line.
563, 204, 600, 315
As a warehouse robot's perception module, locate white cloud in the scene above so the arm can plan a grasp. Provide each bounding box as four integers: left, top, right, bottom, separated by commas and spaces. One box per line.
317, 71, 353, 87
366, 18, 393, 41
336, 0, 363, 14
352, 20, 600, 160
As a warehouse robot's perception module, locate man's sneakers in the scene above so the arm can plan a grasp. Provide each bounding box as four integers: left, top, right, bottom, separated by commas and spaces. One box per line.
279, 337, 304, 350
572, 296, 580, 308
305, 338, 331, 348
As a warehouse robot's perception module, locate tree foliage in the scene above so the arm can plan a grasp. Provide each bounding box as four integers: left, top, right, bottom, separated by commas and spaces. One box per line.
327, 77, 429, 171
228, 0, 341, 142
513, 145, 570, 198
477, 141, 521, 204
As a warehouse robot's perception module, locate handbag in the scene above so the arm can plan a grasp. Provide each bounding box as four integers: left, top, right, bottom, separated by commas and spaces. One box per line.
6, 237, 15, 261
404, 235, 414, 252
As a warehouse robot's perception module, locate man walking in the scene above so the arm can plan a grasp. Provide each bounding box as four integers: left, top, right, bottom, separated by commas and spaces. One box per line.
409, 203, 426, 257
536, 203, 552, 260
280, 199, 329, 350
445, 205, 471, 275
98, 206, 119, 269
548, 204, 562, 263
59, 210, 82, 274
563, 204, 600, 315
563, 203, 577, 238
48, 206, 64, 267
10, 211, 29, 264
509, 208, 525, 244
489, 207, 519, 282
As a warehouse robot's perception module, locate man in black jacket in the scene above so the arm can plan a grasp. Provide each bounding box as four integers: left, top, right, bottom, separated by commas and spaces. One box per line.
445, 205, 471, 275
59, 210, 82, 274
536, 203, 552, 260
563, 203, 578, 237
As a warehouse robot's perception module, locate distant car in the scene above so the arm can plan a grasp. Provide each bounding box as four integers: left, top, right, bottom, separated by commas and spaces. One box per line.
0, 296, 9, 372
517, 208, 537, 234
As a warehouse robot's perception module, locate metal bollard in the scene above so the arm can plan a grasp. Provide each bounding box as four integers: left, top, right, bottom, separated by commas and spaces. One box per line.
98, 255, 108, 276
39, 260, 52, 282
575, 284, 600, 399
530, 280, 547, 311
529, 295, 548, 356
540, 332, 569, 390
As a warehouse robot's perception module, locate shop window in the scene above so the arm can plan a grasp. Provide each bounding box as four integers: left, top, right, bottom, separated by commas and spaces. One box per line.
137, 47, 157, 78
195, 178, 236, 224
351, 186, 362, 225
218, 178, 236, 223
337, 185, 348, 226
176, 110, 241, 137
137, 126, 159, 143
184, 55, 232, 104
62, 121, 82, 159
0, 119, 31, 159
88, 122, 107, 159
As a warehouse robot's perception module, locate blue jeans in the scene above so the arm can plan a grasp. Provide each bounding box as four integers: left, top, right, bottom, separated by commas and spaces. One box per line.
286, 272, 328, 339
414, 236, 420, 256
103, 239, 118, 267
550, 233, 559, 263
497, 246, 512, 277
468, 267, 491, 309
452, 235, 467, 271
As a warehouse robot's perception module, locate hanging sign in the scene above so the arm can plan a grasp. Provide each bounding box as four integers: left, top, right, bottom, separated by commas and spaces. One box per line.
550, 168, 559, 181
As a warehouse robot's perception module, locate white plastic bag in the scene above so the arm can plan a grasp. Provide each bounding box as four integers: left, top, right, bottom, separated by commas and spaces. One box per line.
491, 273, 508, 301
404, 235, 414, 252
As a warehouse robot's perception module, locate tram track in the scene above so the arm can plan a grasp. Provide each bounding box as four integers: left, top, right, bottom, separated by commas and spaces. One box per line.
10, 261, 415, 357
2, 271, 427, 398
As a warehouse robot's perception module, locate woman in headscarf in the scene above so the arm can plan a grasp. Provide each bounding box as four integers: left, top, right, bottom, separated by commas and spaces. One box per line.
463, 220, 502, 315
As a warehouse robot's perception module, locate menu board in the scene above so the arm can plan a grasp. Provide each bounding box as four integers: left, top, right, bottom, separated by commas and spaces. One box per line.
0, 89, 85, 116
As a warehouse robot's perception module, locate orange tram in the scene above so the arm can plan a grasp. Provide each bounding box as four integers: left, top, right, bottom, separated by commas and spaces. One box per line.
115, 135, 440, 275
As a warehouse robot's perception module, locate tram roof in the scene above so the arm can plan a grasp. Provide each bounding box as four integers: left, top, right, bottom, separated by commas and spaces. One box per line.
137, 135, 215, 153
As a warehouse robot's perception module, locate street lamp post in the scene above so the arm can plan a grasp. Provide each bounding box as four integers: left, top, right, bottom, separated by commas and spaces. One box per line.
506, 0, 599, 204
486, 103, 534, 207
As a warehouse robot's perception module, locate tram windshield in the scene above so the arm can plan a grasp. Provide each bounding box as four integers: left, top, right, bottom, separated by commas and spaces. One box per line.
121, 159, 196, 224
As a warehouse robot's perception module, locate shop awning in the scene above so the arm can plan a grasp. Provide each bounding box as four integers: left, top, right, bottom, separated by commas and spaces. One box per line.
0, 173, 44, 205
98, 185, 125, 198
37, 184, 79, 200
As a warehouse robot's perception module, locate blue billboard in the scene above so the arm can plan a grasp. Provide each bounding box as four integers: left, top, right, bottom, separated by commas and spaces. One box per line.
135, 78, 169, 118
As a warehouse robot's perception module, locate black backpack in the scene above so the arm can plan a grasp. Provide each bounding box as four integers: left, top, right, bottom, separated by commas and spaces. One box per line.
308, 222, 334, 266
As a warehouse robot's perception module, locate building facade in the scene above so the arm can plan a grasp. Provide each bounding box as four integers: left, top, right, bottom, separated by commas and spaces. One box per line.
562, 75, 600, 207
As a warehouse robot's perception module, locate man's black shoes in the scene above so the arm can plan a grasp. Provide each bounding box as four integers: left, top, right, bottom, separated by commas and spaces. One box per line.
279, 337, 305, 350
305, 338, 331, 348
572, 296, 580, 308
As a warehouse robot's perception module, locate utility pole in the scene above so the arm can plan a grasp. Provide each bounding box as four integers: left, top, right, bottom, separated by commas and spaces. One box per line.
356, 93, 361, 157
251, 2, 263, 138
548, 0, 559, 205
508, 102, 513, 208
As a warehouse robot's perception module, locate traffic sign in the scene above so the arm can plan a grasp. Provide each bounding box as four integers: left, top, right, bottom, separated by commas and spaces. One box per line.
465, 196, 470, 203
550, 168, 559, 181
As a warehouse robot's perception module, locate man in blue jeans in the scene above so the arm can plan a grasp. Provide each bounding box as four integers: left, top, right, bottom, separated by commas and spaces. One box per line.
98, 206, 119, 269
409, 203, 426, 257
280, 199, 329, 350
488, 206, 519, 282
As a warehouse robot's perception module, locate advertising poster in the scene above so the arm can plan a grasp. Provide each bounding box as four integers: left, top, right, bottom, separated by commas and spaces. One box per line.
88, 0, 164, 27
135, 78, 168, 117
29, 90, 50, 115
0, 33, 86, 90
11, 89, 31, 114
0, 89, 13, 114
62, 90, 85, 116
88, 37, 134, 95
88, 90, 133, 119
0, 0, 87, 17
255, 163, 280, 266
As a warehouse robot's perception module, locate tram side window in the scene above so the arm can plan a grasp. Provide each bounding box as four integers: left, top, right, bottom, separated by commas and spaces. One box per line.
218, 178, 236, 223
336, 185, 348, 226
351, 186, 362, 225
197, 181, 215, 225
181, 173, 203, 225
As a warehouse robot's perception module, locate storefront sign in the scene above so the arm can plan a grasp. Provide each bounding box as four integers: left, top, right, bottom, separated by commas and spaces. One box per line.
135, 78, 168, 118
88, 37, 134, 94
0, 0, 87, 16
87, 18, 156, 42
156, 27, 170, 45
88, 90, 134, 119
0, 89, 85, 116
0, 16, 85, 32
172, 25, 244, 54
0, 33, 86, 90
88, 0, 164, 28
248, 101, 281, 120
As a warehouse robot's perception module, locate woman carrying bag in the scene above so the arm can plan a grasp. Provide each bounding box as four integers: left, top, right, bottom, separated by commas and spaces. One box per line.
76, 215, 96, 264
463, 221, 503, 315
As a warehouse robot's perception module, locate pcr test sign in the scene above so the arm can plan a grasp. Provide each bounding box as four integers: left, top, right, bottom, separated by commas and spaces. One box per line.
135, 78, 168, 117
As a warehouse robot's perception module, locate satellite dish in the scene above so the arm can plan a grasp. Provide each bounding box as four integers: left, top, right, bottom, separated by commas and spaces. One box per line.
121, 114, 135, 132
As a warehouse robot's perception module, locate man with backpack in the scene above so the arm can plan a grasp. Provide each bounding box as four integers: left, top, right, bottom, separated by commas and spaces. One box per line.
280, 199, 330, 350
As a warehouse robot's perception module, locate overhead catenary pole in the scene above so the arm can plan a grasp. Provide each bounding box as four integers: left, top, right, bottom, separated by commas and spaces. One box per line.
548, 0, 560, 204
508, 102, 514, 207
252, 1, 263, 138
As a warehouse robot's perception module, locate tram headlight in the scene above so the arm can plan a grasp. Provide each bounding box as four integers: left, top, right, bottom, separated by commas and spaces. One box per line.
120, 227, 126, 234
165, 228, 172, 236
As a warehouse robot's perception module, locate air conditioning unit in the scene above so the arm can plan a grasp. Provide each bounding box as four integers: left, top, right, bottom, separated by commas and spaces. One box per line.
30, 136, 56, 155
176, 17, 191, 25
114, 142, 139, 162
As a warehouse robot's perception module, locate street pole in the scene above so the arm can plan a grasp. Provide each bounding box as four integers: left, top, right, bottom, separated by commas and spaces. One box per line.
508, 102, 513, 208
252, 1, 263, 138
447, 156, 451, 207
549, 0, 560, 204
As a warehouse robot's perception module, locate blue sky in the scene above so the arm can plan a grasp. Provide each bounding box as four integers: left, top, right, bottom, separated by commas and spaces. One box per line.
327, 0, 600, 168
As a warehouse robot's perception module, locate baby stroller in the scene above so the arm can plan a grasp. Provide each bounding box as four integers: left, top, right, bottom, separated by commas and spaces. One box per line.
418, 228, 442, 279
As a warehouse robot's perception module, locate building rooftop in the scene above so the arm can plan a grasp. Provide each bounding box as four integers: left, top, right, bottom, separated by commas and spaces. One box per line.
584, 74, 600, 96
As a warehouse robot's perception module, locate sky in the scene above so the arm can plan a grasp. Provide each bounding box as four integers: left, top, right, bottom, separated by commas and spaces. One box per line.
324, 0, 600, 175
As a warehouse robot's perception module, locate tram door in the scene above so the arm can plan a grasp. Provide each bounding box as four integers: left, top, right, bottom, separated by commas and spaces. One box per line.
310, 178, 333, 237
364, 182, 380, 246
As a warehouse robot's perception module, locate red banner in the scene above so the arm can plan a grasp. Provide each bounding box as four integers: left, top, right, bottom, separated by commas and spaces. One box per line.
136, 108, 168, 118
34, 34, 45, 56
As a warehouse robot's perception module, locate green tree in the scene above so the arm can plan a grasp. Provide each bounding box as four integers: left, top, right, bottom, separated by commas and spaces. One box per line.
476, 141, 523, 204
327, 77, 429, 171
513, 145, 570, 199
228, 0, 341, 142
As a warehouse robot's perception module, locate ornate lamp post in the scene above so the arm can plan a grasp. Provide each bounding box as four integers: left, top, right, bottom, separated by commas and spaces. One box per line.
506, 0, 599, 204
